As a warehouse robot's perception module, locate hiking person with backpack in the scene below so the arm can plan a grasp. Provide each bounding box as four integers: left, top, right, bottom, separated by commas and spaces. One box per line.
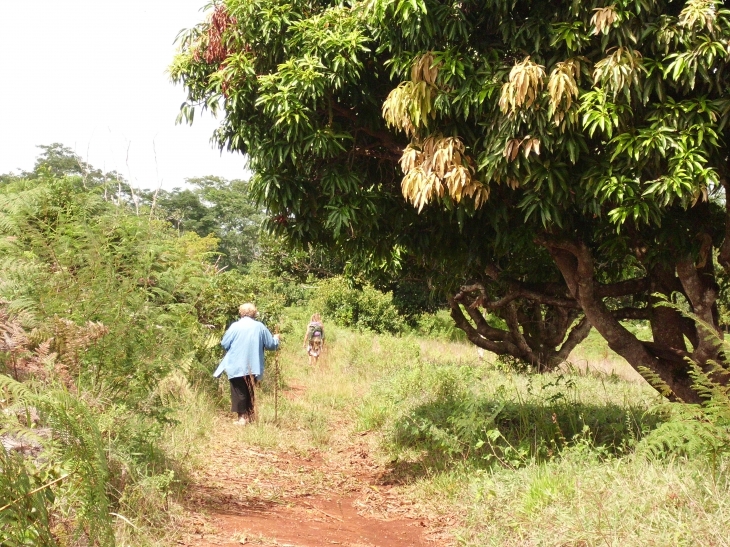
303, 313, 325, 366
214, 303, 280, 425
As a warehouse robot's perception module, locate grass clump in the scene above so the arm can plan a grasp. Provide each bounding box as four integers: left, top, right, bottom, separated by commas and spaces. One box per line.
361, 356, 659, 474
451, 455, 730, 546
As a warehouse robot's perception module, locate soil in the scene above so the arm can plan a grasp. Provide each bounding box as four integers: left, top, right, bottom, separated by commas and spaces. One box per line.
176, 388, 452, 547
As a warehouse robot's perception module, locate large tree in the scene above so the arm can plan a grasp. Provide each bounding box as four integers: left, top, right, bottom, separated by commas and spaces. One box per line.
153, 176, 264, 270
171, 0, 730, 401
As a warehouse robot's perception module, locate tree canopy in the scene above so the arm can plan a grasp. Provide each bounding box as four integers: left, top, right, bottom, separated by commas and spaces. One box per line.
153, 175, 264, 270
171, 0, 730, 402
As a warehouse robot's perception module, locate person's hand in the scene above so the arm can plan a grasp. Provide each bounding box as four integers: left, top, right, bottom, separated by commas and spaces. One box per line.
273, 334, 281, 342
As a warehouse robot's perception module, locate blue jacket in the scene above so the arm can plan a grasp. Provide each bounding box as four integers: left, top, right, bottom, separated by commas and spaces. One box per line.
213, 317, 279, 381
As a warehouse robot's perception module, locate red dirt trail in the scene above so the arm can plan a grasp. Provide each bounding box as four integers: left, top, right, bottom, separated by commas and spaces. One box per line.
176, 388, 451, 547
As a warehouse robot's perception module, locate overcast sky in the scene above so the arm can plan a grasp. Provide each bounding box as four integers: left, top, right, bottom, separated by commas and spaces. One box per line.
0, 0, 248, 190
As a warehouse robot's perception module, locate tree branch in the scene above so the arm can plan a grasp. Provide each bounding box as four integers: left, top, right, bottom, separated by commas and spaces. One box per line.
456, 281, 578, 310
503, 301, 537, 362
448, 297, 508, 353
595, 277, 650, 298
539, 237, 701, 402
676, 257, 721, 364
556, 316, 592, 361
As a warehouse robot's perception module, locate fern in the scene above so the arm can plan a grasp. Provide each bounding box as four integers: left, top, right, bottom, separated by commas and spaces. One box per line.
0, 166, 250, 544
639, 303, 730, 462
0, 443, 58, 547
0, 374, 114, 546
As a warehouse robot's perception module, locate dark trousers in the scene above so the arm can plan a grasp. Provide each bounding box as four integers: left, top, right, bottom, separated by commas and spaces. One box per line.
229, 375, 256, 417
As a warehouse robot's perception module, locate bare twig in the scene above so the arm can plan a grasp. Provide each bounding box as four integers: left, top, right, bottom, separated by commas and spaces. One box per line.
273, 324, 281, 423
149, 137, 163, 220
0, 473, 73, 513
124, 142, 140, 216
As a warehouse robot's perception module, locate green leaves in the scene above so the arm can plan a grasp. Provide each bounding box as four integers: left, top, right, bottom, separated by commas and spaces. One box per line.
170, 0, 730, 394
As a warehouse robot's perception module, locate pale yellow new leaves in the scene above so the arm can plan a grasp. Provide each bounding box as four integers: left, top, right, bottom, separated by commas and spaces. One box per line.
411, 52, 438, 85
593, 47, 644, 98
400, 135, 489, 212
679, 0, 718, 32
591, 6, 618, 35
499, 57, 546, 116
383, 53, 489, 211
500, 56, 580, 127
382, 81, 431, 135
503, 136, 541, 162
547, 59, 581, 126
382, 52, 439, 136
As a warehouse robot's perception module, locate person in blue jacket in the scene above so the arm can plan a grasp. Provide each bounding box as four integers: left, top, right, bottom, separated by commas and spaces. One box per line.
214, 303, 280, 425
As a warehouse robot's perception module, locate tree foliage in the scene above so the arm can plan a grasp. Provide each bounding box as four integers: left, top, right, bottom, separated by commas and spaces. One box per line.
153, 175, 265, 270
172, 0, 730, 400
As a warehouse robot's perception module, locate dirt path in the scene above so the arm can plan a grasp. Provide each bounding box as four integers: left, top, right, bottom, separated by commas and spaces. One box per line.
176, 392, 452, 547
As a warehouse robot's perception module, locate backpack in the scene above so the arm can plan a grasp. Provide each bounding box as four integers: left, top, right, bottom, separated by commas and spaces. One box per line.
308, 322, 324, 341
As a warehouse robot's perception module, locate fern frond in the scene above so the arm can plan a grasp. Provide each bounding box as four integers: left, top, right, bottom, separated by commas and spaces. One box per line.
0, 374, 34, 404
0, 376, 114, 546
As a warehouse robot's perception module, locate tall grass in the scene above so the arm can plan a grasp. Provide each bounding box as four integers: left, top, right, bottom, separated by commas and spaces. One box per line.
346, 315, 730, 546
114, 381, 218, 546
358, 348, 660, 474
450, 452, 730, 546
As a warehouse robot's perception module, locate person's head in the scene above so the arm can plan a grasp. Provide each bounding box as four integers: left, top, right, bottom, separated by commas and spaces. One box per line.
310, 313, 321, 323
239, 303, 257, 318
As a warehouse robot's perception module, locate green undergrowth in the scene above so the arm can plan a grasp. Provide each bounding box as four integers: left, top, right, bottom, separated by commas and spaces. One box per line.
0, 373, 218, 547
359, 352, 730, 544
438, 450, 730, 546
236, 308, 730, 546
359, 361, 661, 473
0, 172, 258, 546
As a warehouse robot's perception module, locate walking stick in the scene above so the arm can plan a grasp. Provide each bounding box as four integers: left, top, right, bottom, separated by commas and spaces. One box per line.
273, 325, 281, 423
274, 349, 280, 423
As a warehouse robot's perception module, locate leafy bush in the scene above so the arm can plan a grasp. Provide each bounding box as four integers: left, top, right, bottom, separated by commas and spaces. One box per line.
0, 169, 236, 543
311, 276, 404, 334
638, 303, 730, 465
387, 280, 439, 325
195, 269, 286, 331
413, 309, 466, 341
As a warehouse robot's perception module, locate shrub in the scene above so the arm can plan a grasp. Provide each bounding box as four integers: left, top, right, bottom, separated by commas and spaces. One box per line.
414, 309, 466, 341
0, 171, 234, 543
195, 269, 286, 331
311, 277, 404, 334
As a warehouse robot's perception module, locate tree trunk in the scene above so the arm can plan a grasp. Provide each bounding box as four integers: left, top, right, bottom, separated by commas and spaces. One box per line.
541, 238, 725, 404
449, 283, 592, 372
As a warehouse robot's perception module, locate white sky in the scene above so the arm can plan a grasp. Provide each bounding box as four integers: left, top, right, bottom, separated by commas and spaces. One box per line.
0, 0, 248, 190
